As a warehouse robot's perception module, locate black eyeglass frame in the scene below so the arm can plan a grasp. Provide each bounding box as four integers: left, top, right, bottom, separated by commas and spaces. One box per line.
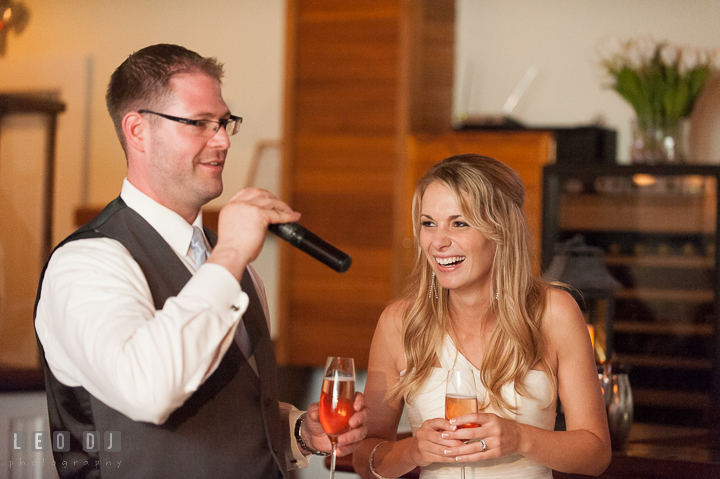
138, 109, 243, 135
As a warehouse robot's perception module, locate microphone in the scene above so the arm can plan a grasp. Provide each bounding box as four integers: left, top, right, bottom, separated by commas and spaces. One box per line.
267, 222, 352, 273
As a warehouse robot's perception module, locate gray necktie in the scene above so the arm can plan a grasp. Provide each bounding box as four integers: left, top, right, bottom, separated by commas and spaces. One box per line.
190, 226, 210, 270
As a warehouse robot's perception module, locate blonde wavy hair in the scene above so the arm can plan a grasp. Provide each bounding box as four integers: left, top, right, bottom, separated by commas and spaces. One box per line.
388, 154, 556, 415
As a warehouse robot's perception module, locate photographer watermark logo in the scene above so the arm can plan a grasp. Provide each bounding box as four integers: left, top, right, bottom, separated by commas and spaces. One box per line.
5, 431, 122, 472
11, 430, 121, 452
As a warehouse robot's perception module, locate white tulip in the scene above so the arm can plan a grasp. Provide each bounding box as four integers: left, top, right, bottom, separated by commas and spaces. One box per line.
698, 48, 710, 67
679, 47, 699, 75
627, 36, 656, 69
659, 45, 678, 68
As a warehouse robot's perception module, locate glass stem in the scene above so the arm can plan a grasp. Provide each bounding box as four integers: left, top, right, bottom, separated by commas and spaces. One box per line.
329, 443, 337, 479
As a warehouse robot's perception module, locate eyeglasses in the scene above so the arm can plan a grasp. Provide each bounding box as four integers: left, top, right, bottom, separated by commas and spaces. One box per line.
138, 109, 243, 136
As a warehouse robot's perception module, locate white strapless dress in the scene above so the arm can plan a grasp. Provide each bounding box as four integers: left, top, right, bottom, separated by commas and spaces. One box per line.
404, 335, 556, 479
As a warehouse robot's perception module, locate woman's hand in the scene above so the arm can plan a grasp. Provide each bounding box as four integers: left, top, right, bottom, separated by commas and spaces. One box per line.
410, 418, 465, 467
444, 412, 524, 462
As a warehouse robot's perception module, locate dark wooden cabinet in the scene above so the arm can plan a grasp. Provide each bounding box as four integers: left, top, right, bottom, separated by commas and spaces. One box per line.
542, 164, 720, 429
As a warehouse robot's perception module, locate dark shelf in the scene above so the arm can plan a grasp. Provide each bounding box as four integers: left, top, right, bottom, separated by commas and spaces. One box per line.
542, 164, 720, 430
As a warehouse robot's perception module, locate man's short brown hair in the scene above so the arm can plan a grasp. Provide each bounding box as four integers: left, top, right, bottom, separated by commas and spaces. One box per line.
105, 44, 224, 151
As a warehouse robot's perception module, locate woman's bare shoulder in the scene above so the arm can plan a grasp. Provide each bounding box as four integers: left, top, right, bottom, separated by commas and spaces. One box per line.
377, 297, 410, 334
542, 285, 589, 352
369, 298, 411, 370
543, 285, 583, 322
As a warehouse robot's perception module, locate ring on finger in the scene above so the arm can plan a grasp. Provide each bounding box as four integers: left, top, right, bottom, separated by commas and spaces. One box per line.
479, 438, 487, 452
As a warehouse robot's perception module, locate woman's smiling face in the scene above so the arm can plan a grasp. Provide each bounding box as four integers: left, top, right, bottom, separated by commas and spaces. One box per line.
419, 181, 496, 296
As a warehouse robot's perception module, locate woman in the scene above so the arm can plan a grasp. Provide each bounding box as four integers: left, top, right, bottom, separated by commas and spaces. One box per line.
353, 155, 610, 478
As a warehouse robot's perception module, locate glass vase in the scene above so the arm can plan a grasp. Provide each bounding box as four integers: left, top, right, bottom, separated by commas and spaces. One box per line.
599, 362, 634, 450
630, 118, 687, 163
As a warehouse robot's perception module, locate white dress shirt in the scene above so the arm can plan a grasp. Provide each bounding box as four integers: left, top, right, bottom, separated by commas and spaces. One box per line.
35, 179, 312, 468
35, 179, 250, 425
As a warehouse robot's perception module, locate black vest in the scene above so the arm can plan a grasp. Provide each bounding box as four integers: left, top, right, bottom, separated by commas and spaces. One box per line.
34, 198, 288, 479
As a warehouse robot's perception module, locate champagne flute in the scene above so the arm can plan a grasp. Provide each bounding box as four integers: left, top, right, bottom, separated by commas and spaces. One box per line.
319, 356, 355, 479
445, 368, 478, 479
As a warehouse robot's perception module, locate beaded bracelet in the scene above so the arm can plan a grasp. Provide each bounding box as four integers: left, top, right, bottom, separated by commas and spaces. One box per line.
369, 440, 394, 479
294, 413, 330, 457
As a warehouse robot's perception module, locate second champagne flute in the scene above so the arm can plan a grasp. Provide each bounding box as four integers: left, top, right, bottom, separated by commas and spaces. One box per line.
446, 368, 478, 479
319, 356, 355, 479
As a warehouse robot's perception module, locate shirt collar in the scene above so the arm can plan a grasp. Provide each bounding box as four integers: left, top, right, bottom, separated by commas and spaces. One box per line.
119, 178, 204, 256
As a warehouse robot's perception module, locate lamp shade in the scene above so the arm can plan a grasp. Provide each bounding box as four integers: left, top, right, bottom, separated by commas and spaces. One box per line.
542, 235, 621, 299
0, 1, 29, 56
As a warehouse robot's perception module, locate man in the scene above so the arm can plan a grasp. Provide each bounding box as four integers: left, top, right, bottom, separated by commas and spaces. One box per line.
34, 44, 367, 478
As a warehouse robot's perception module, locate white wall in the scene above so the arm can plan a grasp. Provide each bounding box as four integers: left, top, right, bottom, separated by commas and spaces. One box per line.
455, 0, 720, 163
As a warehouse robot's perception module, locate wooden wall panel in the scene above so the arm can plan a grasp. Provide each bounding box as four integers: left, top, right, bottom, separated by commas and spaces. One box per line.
280, 1, 455, 368
294, 85, 397, 134
294, 135, 396, 172
408, 1, 455, 132
296, 18, 398, 82
293, 191, 394, 247
279, 0, 406, 368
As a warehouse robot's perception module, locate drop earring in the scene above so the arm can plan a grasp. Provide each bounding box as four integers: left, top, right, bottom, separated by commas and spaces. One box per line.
428, 272, 438, 300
